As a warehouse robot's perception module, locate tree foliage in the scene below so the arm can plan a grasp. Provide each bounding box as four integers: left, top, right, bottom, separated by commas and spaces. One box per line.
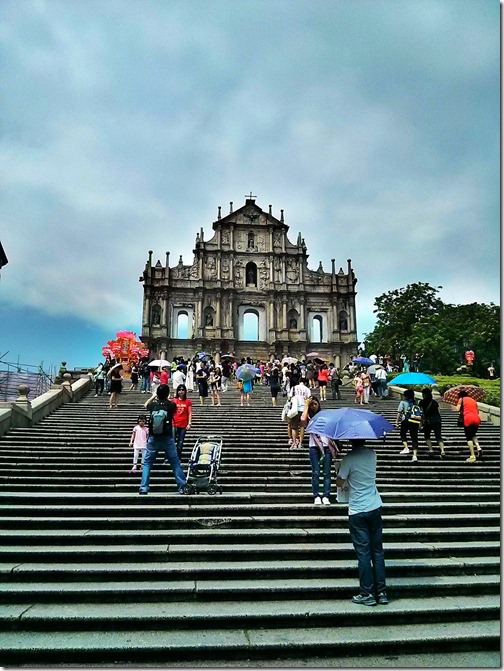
363, 283, 500, 376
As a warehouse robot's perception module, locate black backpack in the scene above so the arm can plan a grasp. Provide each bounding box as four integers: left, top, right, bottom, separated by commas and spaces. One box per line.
141, 363, 150, 376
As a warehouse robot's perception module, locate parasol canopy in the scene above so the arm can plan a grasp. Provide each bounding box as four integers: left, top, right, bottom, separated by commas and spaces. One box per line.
442, 385, 486, 405
352, 357, 374, 366
387, 372, 436, 386
306, 408, 395, 440
148, 359, 171, 368
236, 364, 260, 381
282, 356, 298, 365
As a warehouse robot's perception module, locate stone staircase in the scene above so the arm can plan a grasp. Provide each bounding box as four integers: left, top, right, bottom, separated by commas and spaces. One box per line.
0, 382, 500, 666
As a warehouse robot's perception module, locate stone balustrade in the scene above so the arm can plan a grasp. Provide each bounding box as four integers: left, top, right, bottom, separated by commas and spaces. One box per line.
0, 373, 93, 437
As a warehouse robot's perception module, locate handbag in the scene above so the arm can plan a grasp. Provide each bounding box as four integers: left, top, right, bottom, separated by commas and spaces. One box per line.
287, 400, 299, 419
457, 399, 465, 427
281, 401, 291, 422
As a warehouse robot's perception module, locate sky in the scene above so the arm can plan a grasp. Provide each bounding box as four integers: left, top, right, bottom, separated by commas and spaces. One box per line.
0, 0, 500, 372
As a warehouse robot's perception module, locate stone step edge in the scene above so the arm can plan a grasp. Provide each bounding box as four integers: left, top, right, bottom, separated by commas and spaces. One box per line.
0, 621, 499, 658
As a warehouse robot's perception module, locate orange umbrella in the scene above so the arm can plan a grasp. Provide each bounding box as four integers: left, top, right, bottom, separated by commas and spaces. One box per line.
442, 385, 486, 405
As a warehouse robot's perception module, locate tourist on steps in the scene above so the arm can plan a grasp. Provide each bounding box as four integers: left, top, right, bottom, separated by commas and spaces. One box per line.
287, 379, 311, 448
336, 439, 388, 606
129, 414, 148, 473
419, 388, 445, 459
139, 384, 187, 495
301, 396, 337, 505
269, 364, 281, 406
172, 384, 192, 459
396, 389, 420, 461
108, 365, 123, 410
195, 365, 209, 406
455, 388, 482, 463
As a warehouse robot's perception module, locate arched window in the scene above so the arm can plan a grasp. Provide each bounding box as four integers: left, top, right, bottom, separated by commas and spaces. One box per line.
243, 310, 259, 341
204, 306, 215, 327
288, 309, 299, 330
339, 310, 349, 331
176, 311, 188, 338
151, 303, 161, 326
312, 315, 323, 342
245, 262, 257, 287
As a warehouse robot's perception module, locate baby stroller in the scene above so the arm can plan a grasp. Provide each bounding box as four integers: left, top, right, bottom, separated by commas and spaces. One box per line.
185, 435, 223, 495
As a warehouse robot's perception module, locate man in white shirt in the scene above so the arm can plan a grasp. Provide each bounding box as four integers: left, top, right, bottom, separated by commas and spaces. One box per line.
336, 439, 388, 606
374, 367, 388, 398
287, 380, 311, 448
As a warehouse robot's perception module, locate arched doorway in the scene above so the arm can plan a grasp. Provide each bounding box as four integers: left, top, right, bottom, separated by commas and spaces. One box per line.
243, 309, 259, 341
311, 315, 323, 342
176, 311, 189, 339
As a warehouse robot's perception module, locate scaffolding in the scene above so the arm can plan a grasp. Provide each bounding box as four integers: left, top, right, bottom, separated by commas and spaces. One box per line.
0, 359, 54, 402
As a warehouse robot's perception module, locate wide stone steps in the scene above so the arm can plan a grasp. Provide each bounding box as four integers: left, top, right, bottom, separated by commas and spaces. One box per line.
0, 620, 499, 666
0, 383, 499, 665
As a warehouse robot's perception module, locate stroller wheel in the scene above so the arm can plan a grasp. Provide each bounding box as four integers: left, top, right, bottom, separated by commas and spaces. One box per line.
207, 484, 218, 495
185, 484, 196, 495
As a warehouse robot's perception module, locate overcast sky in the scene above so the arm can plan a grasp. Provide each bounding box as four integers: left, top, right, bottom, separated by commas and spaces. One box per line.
1, 0, 499, 371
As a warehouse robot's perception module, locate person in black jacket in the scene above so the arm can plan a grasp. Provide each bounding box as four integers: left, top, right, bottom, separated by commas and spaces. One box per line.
419, 388, 445, 459
138, 384, 187, 495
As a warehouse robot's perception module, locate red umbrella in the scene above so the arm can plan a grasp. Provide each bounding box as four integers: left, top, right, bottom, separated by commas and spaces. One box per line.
442, 385, 486, 405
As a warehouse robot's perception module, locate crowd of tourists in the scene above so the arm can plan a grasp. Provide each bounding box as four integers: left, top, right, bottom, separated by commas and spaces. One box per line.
88, 349, 485, 610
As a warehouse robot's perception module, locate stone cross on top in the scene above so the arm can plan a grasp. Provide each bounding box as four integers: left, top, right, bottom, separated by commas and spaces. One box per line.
245, 191, 256, 201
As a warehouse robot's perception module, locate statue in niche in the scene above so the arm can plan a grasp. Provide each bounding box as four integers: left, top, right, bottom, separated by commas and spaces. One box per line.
221, 229, 230, 246
204, 256, 216, 280
286, 258, 299, 283
339, 311, 348, 331
273, 231, 282, 248
289, 316, 298, 329
234, 261, 244, 285
236, 232, 243, 251
273, 257, 282, 282
259, 265, 269, 289
247, 267, 255, 284
221, 256, 230, 279
205, 311, 214, 327
247, 232, 255, 250
151, 303, 161, 326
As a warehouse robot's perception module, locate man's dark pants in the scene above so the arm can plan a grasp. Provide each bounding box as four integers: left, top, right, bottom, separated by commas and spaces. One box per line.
348, 506, 386, 595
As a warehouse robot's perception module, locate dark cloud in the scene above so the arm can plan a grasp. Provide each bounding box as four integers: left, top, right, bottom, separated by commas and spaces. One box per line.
1, 0, 499, 346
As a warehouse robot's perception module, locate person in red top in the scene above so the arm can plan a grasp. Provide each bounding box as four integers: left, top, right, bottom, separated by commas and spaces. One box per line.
172, 384, 192, 459
317, 364, 329, 401
455, 388, 482, 463
160, 366, 170, 386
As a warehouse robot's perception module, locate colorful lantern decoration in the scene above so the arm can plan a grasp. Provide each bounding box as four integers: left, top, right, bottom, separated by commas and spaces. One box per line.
102, 331, 149, 363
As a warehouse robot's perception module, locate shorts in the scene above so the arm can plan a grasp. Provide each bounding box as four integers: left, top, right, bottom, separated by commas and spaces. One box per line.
270, 385, 280, 398
289, 412, 303, 430
318, 381, 327, 387
464, 424, 479, 440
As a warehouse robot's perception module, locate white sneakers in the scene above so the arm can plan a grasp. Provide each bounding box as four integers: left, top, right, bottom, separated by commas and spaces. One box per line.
322, 497, 330, 505
412, 455, 418, 462
314, 496, 331, 505
400, 447, 410, 455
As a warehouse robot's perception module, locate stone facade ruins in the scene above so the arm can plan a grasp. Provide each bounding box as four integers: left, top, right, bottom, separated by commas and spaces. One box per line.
139, 196, 358, 367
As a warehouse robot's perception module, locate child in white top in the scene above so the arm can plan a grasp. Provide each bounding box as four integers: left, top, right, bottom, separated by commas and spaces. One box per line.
129, 415, 149, 473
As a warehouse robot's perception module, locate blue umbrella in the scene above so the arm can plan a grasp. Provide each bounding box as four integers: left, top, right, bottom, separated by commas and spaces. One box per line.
236, 364, 260, 381
197, 352, 208, 360
306, 408, 395, 440
387, 372, 436, 386
352, 357, 374, 365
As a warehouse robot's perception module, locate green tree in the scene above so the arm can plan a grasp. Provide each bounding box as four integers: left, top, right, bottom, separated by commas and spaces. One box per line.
364, 284, 500, 376
364, 282, 444, 361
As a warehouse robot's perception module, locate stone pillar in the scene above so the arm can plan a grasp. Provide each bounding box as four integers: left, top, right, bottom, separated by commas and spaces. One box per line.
62, 373, 74, 402
282, 297, 287, 331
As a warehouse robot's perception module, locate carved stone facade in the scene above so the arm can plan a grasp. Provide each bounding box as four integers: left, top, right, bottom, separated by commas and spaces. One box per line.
140, 197, 358, 367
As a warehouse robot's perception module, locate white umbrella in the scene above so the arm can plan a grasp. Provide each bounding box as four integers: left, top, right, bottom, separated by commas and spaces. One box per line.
282, 356, 298, 365
148, 359, 171, 368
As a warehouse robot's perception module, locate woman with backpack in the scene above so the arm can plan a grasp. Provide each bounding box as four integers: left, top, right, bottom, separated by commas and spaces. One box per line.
395, 389, 422, 462
419, 388, 445, 459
